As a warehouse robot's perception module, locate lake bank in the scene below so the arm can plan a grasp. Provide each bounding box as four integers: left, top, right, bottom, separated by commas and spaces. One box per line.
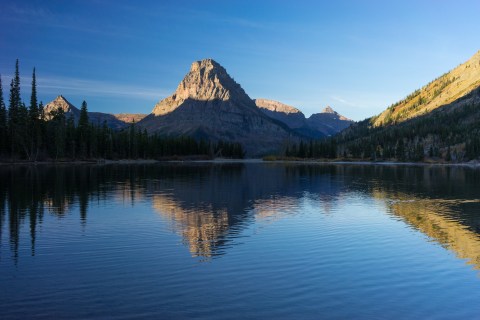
1, 157, 480, 167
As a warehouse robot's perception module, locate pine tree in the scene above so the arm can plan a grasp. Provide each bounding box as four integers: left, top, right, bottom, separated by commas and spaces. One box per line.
8, 59, 21, 159
30, 68, 38, 116
78, 100, 89, 159
66, 114, 76, 159
17, 102, 30, 158
29, 68, 41, 160
0, 75, 7, 156
52, 109, 66, 160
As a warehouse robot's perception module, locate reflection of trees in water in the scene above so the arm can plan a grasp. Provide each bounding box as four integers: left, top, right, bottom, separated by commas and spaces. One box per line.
0, 165, 124, 262
1, 163, 479, 264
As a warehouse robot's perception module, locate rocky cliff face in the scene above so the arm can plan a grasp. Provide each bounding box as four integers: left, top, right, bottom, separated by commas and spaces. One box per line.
43, 95, 128, 129
255, 98, 353, 138
138, 59, 296, 156
151, 59, 254, 116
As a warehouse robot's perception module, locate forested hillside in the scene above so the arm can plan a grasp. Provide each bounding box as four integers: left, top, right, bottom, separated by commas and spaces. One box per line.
284, 51, 480, 162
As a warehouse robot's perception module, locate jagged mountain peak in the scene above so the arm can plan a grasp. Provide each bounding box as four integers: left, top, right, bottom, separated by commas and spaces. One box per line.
152, 58, 251, 116
316, 106, 351, 121
321, 106, 336, 114
43, 95, 79, 118
139, 60, 297, 156
51, 95, 77, 109
190, 58, 225, 73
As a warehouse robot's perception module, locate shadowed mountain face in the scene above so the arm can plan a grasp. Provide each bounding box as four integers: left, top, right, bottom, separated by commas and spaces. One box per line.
307, 106, 353, 136
137, 59, 296, 156
255, 98, 353, 138
254, 99, 306, 129
43, 96, 128, 129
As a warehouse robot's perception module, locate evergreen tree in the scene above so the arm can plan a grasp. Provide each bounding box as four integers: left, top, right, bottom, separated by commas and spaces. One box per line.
8, 59, 21, 158
66, 114, 76, 159
445, 146, 451, 162
0, 75, 7, 155
17, 102, 29, 158
52, 109, 66, 160
30, 68, 38, 116
395, 139, 405, 161
78, 100, 89, 158
29, 68, 41, 160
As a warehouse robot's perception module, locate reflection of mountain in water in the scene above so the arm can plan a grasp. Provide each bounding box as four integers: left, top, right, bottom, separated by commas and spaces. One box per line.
153, 195, 230, 258
386, 196, 480, 270
358, 165, 480, 270
150, 164, 346, 258
0, 164, 348, 261
1, 164, 480, 266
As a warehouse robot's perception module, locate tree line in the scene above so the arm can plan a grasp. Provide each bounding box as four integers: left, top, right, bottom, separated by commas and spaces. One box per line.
284, 92, 480, 162
0, 60, 244, 161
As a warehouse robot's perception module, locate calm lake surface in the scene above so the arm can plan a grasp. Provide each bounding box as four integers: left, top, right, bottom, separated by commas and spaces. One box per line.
1, 163, 480, 319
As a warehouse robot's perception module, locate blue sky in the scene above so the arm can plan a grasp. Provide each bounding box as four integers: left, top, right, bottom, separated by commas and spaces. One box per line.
1, 0, 479, 121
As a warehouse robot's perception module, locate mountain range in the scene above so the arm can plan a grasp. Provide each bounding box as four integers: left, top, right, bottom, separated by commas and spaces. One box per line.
41, 49, 480, 160
44, 95, 131, 130
255, 99, 352, 138
44, 59, 352, 156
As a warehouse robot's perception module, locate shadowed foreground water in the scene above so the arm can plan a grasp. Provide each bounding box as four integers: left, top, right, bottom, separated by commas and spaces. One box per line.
1, 163, 480, 319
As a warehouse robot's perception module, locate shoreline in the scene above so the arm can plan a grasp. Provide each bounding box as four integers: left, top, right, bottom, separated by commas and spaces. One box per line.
1, 158, 480, 167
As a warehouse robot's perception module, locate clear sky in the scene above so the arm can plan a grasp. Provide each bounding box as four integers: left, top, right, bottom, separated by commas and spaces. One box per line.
1, 0, 479, 121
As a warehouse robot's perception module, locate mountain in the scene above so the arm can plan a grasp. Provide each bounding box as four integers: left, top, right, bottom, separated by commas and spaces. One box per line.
43, 95, 80, 119
255, 98, 353, 138
138, 59, 296, 156
254, 99, 306, 129
373, 50, 480, 127
114, 113, 147, 124
332, 50, 480, 162
43, 95, 128, 129
307, 106, 353, 136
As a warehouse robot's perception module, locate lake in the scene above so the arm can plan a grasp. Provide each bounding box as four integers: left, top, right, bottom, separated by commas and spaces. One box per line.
1, 163, 480, 319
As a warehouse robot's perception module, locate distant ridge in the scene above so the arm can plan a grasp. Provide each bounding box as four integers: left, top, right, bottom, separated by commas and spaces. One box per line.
114, 113, 147, 124
255, 98, 353, 138
43, 95, 128, 129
